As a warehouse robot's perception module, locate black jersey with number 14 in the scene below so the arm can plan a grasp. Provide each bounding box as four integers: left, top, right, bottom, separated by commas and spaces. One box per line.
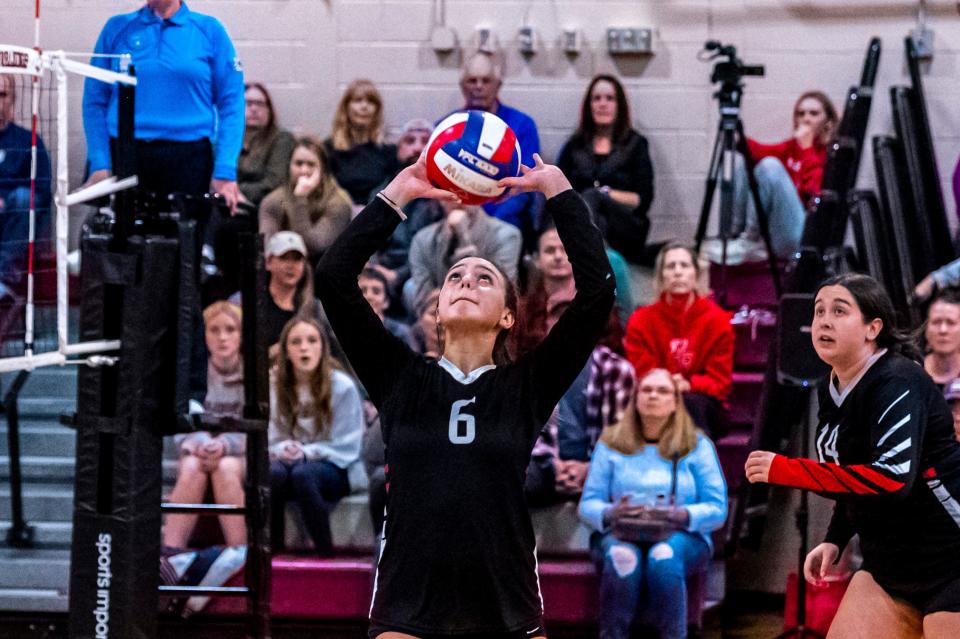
317, 191, 615, 635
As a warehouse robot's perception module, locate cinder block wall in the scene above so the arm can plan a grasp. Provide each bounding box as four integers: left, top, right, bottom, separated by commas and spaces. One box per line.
2, 0, 958, 244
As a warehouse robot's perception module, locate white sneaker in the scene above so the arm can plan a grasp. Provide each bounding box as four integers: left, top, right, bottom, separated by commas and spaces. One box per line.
700, 236, 768, 266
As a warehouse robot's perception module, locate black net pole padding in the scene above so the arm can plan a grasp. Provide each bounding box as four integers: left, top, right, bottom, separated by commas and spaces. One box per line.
112, 66, 135, 250
69, 234, 183, 639
860, 37, 882, 87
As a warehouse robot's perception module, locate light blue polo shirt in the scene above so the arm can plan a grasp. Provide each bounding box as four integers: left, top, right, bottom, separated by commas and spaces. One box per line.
82, 2, 244, 180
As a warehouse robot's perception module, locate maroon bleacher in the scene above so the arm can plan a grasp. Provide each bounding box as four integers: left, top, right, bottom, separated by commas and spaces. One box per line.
200, 264, 777, 629
206, 555, 710, 629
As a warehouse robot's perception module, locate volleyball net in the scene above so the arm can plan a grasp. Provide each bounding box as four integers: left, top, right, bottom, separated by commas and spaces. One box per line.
0, 44, 137, 373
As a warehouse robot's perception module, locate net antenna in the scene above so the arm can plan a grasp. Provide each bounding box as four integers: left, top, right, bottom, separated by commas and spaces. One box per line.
0, 44, 137, 372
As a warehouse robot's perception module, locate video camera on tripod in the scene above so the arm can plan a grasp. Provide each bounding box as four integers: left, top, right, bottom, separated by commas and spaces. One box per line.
694, 40, 781, 301
701, 40, 765, 90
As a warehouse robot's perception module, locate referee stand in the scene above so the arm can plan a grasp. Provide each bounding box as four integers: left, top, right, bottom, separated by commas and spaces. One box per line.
65, 74, 272, 639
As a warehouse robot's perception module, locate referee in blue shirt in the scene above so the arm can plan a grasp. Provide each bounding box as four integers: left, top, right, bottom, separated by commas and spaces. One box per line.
82, 0, 245, 211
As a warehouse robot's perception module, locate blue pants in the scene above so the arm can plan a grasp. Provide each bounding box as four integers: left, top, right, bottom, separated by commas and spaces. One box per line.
732, 155, 806, 259
270, 459, 350, 556
0, 186, 49, 296
591, 530, 710, 639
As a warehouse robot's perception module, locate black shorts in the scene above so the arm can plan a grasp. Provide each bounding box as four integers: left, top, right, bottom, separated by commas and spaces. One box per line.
883, 573, 960, 615
368, 618, 546, 639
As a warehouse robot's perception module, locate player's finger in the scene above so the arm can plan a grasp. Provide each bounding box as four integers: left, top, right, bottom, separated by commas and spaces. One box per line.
532, 153, 545, 169
497, 177, 527, 190
423, 188, 461, 202
803, 551, 819, 583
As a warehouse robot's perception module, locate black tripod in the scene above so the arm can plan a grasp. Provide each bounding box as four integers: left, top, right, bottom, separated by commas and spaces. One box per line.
694, 50, 781, 302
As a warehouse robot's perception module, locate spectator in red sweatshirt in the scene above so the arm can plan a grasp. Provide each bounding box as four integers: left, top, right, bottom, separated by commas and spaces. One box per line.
721, 90, 838, 261
624, 242, 733, 436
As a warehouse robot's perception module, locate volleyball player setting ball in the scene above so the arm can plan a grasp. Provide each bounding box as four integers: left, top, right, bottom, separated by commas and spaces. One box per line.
746, 274, 960, 638
316, 110, 615, 639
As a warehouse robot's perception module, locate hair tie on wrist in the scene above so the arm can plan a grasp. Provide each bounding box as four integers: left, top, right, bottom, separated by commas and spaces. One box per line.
377, 191, 407, 220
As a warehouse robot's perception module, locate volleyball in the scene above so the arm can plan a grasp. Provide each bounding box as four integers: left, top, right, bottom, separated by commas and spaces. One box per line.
425, 110, 522, 205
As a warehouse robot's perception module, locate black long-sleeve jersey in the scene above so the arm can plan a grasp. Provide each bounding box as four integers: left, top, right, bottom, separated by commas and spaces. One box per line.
767, 351, 960, 593
316, 191, 616, 634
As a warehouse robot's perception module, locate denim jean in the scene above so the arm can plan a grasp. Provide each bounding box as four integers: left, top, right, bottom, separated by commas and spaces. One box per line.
732, 155, 806, 259
591, 530, 710, 639
0, 186, 47, 296
270, 459, 350, 556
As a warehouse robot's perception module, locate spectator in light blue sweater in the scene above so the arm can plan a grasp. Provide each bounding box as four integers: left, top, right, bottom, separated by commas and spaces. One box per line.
269, 316, 365, 556
579, 368, 727, 639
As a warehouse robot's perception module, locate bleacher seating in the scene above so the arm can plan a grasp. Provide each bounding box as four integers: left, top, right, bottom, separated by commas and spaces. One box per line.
193, 281, 773, 627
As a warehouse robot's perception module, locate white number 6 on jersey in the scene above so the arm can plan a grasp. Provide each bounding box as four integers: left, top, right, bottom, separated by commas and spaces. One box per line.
449, 397, 477, 445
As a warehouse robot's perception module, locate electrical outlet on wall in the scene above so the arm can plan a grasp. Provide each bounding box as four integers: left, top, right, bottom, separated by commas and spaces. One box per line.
606, 27, 653, 55
518, 26, 536, 54
562, 28, 582, 55
910, 27, 934, 60
431, 25, 458, 53
476, 27, 498, 54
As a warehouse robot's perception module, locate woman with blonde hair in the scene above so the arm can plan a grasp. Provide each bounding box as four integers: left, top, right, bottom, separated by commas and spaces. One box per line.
163, 301, 247, 548
259, 137, 353, 266
324, 79, 398, 205
268, 316, 365, 556
580, 367, 727, 639
623, 242, 733, 437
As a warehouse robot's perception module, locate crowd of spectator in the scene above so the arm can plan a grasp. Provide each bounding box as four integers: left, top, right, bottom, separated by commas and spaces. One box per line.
4, 1, 960, 635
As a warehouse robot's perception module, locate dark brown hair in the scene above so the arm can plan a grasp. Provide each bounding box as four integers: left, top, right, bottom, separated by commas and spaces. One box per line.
359, 267, 388, 290
244, 82, 279, 157
574, 74, 632, 144
818, 273, 919, 360
438, 259, 520, 366
266, 246, 315, 317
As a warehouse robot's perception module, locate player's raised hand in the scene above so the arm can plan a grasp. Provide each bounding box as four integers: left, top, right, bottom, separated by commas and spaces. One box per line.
381, 152, 460, 208
497, 153, 572, 200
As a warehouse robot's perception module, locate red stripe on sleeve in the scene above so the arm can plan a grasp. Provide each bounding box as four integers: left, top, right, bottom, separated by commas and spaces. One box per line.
847, 465, 906, 493
768, 456, 880, 494
820, 464, 878, 494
